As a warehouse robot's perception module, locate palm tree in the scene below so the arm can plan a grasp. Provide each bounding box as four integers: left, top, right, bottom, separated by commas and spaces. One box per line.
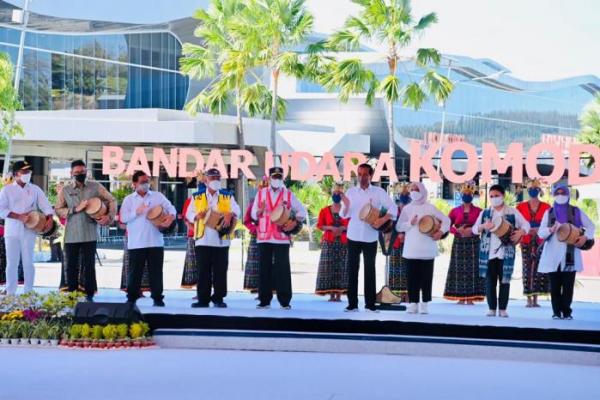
579, 94, 600, 167
0, 52, 23, 153
180, 0, 270, 211
238, 0, 314, 161
326, 0, 453, 165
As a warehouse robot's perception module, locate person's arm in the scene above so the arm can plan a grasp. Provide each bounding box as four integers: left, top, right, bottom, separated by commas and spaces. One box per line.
162, 194, 177, 216
0, 188, 11, 219
291, 192, 307, 221
98, 184, 117, 221
538, 210, 551, 239
395, 206, 411, 233
382, 189, 397, 219
448, 208, 459, 236
340, 189, 351, 218
119, 196, 137, 224
229, 196, 241, 218
581, 210, 596, 239
186, 199, 197, 224
434, 206, 451, 233
54, 187, 70, 219
316, 207, 328, 232
471, 210, 485, 235
514, 208, 530, 233
35, 186, 55, 218
251, 190, 261, 220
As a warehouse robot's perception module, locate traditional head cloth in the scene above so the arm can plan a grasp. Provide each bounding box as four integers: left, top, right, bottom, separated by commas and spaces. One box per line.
395, 182, 410, 195
411, 181, 428, 206
458, 180, 477, 195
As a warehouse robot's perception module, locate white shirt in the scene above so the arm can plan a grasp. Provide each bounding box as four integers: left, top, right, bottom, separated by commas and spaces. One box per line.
538, 208, 595, 273
120, 190, 176, 250
185, 190, 241, 248
472, 205, 530, 260
395, 202, 450, 259
341, 184, 397, 243
251, 187, 307, 244
0, 181, 54, 238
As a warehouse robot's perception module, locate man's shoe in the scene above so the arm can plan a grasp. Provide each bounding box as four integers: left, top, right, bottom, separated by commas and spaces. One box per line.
486, 309, 496, 317
191, 302, 210, 308
256, 303, 271, 309
365, 306, 379, 313
552, 314, 562, 320
407, 303, 418, 314
564, 315, 573, 320
498, 310, 509, 318
419, 302, 428, 314
213, 302, 228, 308
153, 299, 165, 307
344, 306, 359, 312
280, 305, 291, 310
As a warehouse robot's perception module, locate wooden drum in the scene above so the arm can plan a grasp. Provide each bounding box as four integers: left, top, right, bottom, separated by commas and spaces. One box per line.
491, 216, 519, 244
204, 209, 224, 230
359, 204, 380, 225
556, 223, 583, 245
271, 205, 293, 226
147, 205, 168, 227
418, 215, 441, 237
85, 197, 108, 220
25, 211, 47, 232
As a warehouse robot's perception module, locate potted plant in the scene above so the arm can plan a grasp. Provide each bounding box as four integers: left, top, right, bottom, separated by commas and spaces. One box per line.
17, 321, 32, 346
48, 325, 61, 346
80, 323, 91, 347
0, 322, 9, 345
69, 323, 82, 347
30, 322, 45, 346
102, 324, 118, 348
91, 325, 103, 348
116, 323, 129, 347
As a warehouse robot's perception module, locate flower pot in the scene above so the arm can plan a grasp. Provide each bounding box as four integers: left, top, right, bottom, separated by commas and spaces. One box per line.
30, 338, 40, 346
50, 339, 59, 346
0, 338, 9, 345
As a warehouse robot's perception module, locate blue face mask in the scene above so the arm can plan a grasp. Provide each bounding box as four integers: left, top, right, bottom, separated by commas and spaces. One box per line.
528, 188, 540, 198
332, 193, 342, 204
462, 194, 473, 204
397, 194, 411, 205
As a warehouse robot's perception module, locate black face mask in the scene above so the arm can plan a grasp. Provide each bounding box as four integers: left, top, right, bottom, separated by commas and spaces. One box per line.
74, 174, 86, 183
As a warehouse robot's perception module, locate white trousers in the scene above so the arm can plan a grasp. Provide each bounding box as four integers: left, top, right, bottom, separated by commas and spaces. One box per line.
5, 230, 36, 295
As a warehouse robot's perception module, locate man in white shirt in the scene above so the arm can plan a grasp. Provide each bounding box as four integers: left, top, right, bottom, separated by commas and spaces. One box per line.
251, 167, 306, 309
341, 163, 397, 312
120, 171, 176, 306
472, 184, 529, 317
0, 161, 54, 295
186, 168, 240, 308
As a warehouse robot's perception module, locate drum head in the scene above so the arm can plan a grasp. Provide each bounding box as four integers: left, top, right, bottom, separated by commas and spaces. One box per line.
418, 216, 434, 234
359, 204, 372, 221
556, 224, 571, 242
490, 216, 504, 233
86, 197, 102, 215
271, 206, 284, 222
147, 206, 163, 220
25, 212, 43, 229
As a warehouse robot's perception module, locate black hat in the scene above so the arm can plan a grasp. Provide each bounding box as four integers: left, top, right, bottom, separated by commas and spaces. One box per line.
205, 168, 221, 177
269, 167, 284, 177
12, 161, 31, 173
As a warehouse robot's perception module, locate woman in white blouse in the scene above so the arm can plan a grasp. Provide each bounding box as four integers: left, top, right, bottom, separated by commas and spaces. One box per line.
538, 184, 595, 320
396, 182, 450, 314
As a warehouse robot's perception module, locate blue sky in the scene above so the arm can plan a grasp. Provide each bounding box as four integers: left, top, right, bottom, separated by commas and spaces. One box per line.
7, 0, 599, 81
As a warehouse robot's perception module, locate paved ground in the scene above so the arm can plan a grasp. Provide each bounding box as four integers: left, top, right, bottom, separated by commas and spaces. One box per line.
25, 240, 600, 303
1, 348, 599, 400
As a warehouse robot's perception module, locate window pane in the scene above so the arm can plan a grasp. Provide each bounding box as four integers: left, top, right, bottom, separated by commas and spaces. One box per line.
37, 51, 51, 110
51, 53, 66, 110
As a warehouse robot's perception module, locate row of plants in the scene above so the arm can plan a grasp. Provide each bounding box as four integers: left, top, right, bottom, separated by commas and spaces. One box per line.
63, 322, 154, 349
0, 320, 66, 346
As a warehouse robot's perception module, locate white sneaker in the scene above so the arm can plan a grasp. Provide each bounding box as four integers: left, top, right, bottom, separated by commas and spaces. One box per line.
498, 310, 509, 318
419, 302, 428, 314
407, 303, 418, 314
486, 309, 496, 317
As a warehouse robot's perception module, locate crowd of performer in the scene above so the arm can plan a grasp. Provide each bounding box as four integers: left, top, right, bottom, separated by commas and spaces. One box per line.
0, 160, 596, 320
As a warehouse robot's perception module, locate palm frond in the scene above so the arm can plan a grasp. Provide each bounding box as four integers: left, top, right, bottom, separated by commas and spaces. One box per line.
416, 48, 441, 67
401, 82, 426, 109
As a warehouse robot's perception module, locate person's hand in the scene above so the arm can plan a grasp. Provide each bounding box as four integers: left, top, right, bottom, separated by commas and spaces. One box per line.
97, 215, 111, 226
528, 227, 539, 236
459, 226, 473, 237
575, 236, 588, 248
16, 213, 29, 223
282, 219, 298, 232
194, 210, 207, 221
510, 229, 524, 244
75, 199, 88, 213
482, 220, 495, 231
431, 231, 443, 241
549, 223, 559, 234
410, 215, 418, 226
160, 214, 175, 228
43, 216, 54, 230
221, 212, 233, 228
372, 214, 390, 229
136, 203, 149, 216
257, 201, 266, 216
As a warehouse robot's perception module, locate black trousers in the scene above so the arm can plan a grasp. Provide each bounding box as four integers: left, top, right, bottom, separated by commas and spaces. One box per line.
127, 247, 164, 302
548, 268, 576, 317
65, 241, 96, 297
195, 245, 229, 305
346, 239, 377, 308
405, 258, 434, 303
258, 243, 292, 306
486, 258, 510, 310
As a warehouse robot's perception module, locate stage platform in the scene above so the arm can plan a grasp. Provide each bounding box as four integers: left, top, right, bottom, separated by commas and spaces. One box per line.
65, 288, 600, 363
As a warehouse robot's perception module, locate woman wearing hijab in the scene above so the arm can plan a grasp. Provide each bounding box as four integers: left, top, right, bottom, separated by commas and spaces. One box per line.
387, 183, 411, 302
443, 182, 485, 304
538, 184, 595, 320
315, 184, 349, 301
396, 182, 450, 314
516, 179, 551, 307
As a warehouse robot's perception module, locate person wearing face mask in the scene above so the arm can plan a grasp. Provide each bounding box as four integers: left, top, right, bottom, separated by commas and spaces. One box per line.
186, 168, 240, 308
386, 182, 412, 302
251, 167, 306, 310
340, 163, 397, 312
315, 183, 350, 302
55, 160, 116, 301
180, 173, 206, 293
0, 161, 54, 295
243, 177, 269, 295
443, 182, 485, 305
538, 184, 595, 320
472, 184, 529, 318
516, 179, 551, 307
396, 182, 450, 314
120, 171, 176, 306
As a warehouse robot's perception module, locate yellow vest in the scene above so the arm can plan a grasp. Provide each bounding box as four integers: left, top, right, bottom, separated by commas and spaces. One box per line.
193, 191, 233, 240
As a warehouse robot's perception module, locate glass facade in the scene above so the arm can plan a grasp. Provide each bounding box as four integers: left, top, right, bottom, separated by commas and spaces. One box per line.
297, 58, 598, 151
0, 26, 188, 111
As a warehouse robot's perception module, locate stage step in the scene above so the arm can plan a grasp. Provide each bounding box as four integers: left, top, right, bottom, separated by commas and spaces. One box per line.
153, 328, 600, 365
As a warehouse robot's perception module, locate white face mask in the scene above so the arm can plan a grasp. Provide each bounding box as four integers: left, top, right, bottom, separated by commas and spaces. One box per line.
490, 197, 504, 207
208, 180, 221, 191
270, 179, 283, 189
138, 182, 150, 193
409, 191, 422, 202
554, 195, 569, 205
19, 173, 31, 184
